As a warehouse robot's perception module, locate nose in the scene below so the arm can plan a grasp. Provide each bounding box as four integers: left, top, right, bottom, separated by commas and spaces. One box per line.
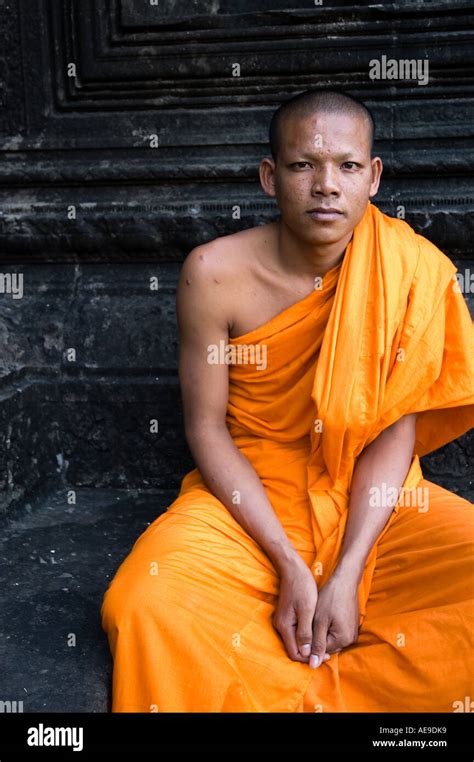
311, 164, 341, 196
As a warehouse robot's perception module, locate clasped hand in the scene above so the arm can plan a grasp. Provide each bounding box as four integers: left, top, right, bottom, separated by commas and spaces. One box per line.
273, 558, 360, 668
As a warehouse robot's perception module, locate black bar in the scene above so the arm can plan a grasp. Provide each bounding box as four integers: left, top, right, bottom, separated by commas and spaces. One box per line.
0, 712, 472, 757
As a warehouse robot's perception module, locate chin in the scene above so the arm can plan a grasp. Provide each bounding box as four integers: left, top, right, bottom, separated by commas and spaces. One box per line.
283, 214, 349, 244
305, 229, 346, 245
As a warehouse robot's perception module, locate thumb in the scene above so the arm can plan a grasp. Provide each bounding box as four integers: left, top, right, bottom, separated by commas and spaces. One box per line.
310, 617, 328, 669
295, 605, 316, 659
326, 630, 342, 654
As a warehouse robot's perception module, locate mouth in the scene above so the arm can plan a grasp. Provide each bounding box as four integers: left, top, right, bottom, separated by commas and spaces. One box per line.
306, 208, 344, 222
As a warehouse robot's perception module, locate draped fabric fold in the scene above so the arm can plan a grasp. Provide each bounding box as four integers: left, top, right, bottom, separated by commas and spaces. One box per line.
305, 203, 474, 618
101, 202, 474, 712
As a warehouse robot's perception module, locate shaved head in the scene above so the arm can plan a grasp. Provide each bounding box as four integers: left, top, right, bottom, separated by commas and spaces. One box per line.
259, 87, 383, 257
269, 89, 375, 161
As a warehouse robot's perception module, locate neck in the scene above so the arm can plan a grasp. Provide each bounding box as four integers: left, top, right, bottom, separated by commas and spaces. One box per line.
275, 220, 353, 279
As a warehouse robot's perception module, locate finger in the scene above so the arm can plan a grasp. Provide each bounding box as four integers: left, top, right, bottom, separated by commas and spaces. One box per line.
310, 617, 329, 669
326, 631, 343, 654
274, 613, 309, 663
295, 603, 316, 660
281, 625, 310, 662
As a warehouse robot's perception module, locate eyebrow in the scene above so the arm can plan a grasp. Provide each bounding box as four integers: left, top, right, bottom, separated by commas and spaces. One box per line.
297, 152, 361, 161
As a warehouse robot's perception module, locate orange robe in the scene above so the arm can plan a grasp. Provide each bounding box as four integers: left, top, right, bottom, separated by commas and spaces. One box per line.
101, 202, 474, 712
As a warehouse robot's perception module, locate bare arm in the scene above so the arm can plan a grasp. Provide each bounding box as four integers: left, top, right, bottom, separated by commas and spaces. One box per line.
334, 412, 417, 582
177, 246, 302, 574
308, 413, 417, 667
177, 245, 328, 664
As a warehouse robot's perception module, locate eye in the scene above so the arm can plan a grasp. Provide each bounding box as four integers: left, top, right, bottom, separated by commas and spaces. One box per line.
342, 162, 360, 170
292, 162, 311, 169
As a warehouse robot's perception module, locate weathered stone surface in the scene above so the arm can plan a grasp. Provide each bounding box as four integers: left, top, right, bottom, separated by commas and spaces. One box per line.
422, 432, 474, 503
0, 378, 194, 515
0, 1, 473, 260
0, 262, 194, 515
0, 487, 173, 712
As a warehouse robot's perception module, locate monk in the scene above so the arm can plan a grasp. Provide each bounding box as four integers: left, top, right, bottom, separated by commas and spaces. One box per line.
101, 89, 474, 712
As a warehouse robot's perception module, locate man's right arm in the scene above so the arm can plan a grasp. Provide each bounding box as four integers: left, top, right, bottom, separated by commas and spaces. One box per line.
176, 246, 323, 664
177, 245, 302, 575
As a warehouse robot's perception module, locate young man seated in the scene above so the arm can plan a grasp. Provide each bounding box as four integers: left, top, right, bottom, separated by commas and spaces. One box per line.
101, 89, 474, 713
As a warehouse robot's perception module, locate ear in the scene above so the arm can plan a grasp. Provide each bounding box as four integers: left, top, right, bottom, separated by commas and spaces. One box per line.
369, 156, 383, 198
259, 157, 277, 199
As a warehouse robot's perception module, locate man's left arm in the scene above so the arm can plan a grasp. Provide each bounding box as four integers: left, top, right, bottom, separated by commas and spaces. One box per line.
308, 413, 417, 669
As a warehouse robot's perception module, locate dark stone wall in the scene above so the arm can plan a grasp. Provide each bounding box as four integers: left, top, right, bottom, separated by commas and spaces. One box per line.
0, 0, 473, 515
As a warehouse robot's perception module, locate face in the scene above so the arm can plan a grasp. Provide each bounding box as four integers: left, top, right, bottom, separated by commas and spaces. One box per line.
260, 111, 383, 247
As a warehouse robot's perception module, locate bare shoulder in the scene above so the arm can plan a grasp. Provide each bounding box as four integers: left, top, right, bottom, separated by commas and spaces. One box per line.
177, 223, 277, 334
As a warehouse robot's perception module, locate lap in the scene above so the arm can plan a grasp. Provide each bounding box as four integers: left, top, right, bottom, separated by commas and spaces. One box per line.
102, 478, 473, 629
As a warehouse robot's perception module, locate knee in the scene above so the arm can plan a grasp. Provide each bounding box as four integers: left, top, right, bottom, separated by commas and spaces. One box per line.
101, 575, 130, 635
101, 553, 173, 634
100, 578, 120, 632
101, 567, 151, 634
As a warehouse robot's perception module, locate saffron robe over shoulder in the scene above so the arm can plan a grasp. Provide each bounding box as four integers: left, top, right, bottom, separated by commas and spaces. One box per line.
101, 202, 474, 712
